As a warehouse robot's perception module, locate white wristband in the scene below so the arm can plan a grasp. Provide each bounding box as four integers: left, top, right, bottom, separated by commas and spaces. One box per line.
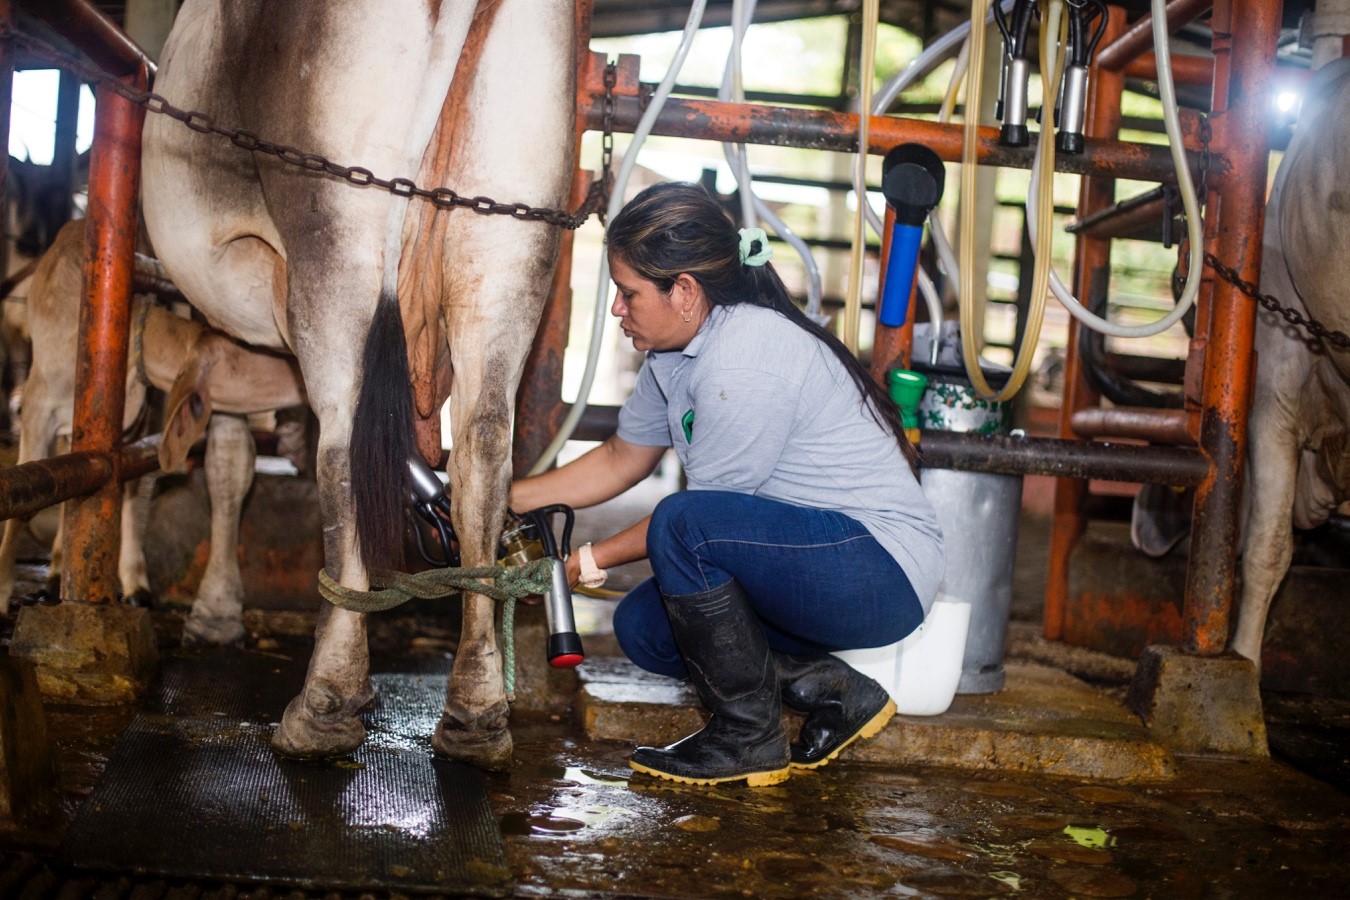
577, 543, 608, 588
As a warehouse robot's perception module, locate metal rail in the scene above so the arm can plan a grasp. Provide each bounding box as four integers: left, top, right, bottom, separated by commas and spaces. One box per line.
10, 0, 1281, 658
0, 0, 154, 605
1049, 0, 1280, 656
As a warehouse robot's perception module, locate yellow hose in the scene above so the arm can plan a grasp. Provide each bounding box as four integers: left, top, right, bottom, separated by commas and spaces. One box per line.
958, 0, 1064, 402
841, 0, 881, 355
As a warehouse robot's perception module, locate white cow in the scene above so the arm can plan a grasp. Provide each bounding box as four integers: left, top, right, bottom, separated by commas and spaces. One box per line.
1232, 58, 1350, 666
141, 0, 576, 769
0, 219, 307, 644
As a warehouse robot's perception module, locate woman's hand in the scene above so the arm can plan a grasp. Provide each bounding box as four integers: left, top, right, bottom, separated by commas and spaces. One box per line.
564, 551, 583, 588
564, 517, 652, 591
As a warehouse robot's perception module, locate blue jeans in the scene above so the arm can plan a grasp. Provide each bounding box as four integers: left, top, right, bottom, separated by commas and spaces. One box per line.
613, 491, 925, 679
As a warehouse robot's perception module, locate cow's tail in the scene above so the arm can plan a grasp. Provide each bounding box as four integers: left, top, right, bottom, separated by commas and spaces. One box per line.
350, 290, 414, 576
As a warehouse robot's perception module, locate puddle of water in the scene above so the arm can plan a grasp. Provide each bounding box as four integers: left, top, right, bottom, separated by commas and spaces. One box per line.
563, 766, 629, 787
499, 811, 590, 836
870, 832, 971, 861
962, 780, 1044, 800
994, 812, 1070, 832
549, 805, 634, 830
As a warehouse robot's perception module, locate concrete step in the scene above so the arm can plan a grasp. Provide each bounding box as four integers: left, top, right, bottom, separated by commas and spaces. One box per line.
577, 656, 1176, 783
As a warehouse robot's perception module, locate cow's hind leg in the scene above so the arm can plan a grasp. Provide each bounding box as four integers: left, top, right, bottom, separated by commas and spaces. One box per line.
422, 0, 574, 773
431, 361, 519, 770
272, 270, 384, 758
432, 243, 562, 772
271, 420, 375, 756
183, 413, 254, 645
1232, 398, 1301, 666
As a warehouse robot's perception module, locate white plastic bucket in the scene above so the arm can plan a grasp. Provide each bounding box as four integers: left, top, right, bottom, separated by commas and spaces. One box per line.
831, 596, 971, 716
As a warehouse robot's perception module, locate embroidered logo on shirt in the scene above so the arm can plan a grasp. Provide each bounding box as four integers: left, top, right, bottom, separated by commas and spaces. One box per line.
680, 408, 695, 443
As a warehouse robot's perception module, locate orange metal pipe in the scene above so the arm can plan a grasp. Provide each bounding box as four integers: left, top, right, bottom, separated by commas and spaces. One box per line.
1070, 407, 1194, 446
0, 437, 162, 522
868, 203, 918, 385
1046, 5, 1128, 642
1097, 0, 1214, 72
1182, 0, 1279, 655
580, 77, 1219, 185
20, 0, 156, 77
1124, 53, 1214, 85
61, 76, 146, 604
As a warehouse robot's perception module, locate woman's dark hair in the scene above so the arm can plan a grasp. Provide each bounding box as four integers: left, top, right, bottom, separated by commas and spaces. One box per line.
607, 181, 920, 473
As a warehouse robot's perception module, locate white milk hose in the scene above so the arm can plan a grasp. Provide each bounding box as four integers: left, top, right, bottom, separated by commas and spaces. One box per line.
1023, 0, 1204, 338
720, 0, 826, 322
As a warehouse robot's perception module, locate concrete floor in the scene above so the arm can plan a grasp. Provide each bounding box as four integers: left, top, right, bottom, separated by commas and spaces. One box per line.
2, 462, 1349, 898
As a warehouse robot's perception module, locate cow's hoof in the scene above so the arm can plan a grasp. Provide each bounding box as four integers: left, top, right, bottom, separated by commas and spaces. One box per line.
432, 717, 513, 771
271, 678, 374, 758
181, 614, 246, 647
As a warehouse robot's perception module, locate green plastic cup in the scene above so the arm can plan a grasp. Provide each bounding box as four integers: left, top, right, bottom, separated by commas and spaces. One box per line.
887, 369, 928, 431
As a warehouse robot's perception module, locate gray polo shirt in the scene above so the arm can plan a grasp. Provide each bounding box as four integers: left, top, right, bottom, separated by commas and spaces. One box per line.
617, 303, 945, 612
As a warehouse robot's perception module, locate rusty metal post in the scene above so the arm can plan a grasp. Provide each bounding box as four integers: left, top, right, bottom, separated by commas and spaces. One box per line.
1045, 5, 1127, 641
61, 74, 146, 603
868, 203, 918, 384
1181, 0, 1279, 655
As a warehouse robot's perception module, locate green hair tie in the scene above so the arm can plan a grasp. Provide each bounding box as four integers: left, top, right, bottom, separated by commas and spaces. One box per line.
738, 227, 773, 267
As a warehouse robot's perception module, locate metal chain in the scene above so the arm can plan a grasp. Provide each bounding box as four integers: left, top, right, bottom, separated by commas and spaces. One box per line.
1204, 252, 1350, 350
5, 28, 615, 230
599, 61, 617, 223
1195, 113, 1213, 209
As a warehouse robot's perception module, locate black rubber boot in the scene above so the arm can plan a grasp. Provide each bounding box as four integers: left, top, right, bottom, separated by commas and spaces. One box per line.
774, 652, 896, 769
629, 582, 791, 787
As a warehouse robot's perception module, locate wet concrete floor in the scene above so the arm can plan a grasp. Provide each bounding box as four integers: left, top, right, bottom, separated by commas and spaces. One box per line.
3, 595, 1350, 898
2, 491, 1350, 897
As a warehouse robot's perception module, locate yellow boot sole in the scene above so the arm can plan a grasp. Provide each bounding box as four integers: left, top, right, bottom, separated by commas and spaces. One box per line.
790, 697, 897, 771
628, 759, 792, 787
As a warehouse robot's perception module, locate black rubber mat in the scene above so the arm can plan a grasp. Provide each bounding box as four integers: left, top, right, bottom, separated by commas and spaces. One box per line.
62, 653, 511, 897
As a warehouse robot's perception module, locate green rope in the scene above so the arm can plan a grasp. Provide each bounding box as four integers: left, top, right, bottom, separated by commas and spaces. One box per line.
316, 558, 554, 698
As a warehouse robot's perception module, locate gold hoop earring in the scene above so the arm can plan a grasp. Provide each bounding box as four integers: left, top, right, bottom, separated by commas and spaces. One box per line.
681, 308, 693, 323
